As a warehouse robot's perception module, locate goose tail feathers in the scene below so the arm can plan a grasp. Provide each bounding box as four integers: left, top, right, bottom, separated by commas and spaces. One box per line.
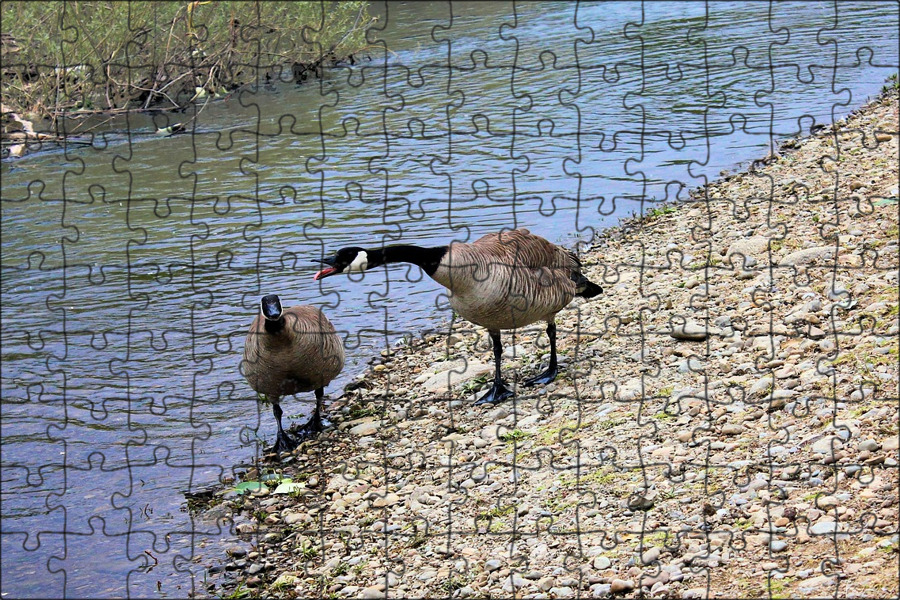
574, 276, 603, 299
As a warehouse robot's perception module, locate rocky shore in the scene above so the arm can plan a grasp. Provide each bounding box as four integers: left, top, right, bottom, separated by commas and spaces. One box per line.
200, 89, 898, 599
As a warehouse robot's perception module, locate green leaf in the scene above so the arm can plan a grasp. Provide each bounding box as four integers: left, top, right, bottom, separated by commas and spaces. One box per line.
273, 482, 306, 495
233, 481, 268, 495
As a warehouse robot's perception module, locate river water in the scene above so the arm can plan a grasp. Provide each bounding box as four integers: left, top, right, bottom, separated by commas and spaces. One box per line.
1, 1, 897, 597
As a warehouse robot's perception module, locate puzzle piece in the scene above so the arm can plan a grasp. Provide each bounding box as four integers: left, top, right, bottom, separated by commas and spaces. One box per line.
2, 2, 898, 599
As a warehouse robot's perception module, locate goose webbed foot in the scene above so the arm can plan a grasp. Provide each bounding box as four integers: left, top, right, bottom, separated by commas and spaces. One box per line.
474, 380, 515, 405
271, 429, 298, 455
293, 411, 325, 440
522, 364, 558, 387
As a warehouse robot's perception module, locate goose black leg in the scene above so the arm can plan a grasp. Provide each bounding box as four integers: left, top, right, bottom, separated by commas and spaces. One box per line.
474, 330, 515, 405
271, 401, 298, 454
523, 321, 559, 387
295, 388, 326, 439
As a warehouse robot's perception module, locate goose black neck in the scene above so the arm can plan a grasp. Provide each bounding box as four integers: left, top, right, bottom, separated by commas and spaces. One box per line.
264, 317, 286, 334
376, 245, 448, 276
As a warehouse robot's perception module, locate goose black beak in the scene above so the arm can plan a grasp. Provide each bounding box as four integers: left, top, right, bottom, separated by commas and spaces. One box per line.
313, 256, 338, 280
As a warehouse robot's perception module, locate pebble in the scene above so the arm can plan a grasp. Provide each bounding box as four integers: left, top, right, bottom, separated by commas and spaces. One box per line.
593, 556, 611, 570
359, 585, 386, 599
610, 579, 634, 593
485, 559, 502, 572
641, 547, 661, 564
809, 521, 838, 535
670, 321, 709, 341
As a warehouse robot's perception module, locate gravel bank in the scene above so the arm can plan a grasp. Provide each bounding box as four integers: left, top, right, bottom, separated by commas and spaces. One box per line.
202, 89, 898, 599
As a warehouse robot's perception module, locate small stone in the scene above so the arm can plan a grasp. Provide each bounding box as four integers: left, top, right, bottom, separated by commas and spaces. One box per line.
816, 495, 839, 510
225, 545, 247, 558
641, 547, 661, 564
610, 579, 634, 594
550, 586, 575, 598
721, 424, 743, 436
349, 420, 379, 436
372, 493, 400, 508
770, 540, 788, 552
858, 439, 880, 452
591, 583, 612, 598
593, 556, 611, 570
359, 585, 386, 599
779, 247, 833, 266
682, 587, 708, 599
809, 521, 838, 535
485, 559, 502, 572
502, 574, 528, 592
537, 576, 555, 591
671, 321, 708, 341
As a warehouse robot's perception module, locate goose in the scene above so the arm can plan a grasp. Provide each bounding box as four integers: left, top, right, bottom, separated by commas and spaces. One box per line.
240, 294, 345, 453
314, 229, 602, 405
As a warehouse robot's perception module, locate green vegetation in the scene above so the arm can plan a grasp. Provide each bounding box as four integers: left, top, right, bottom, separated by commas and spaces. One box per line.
499, 429, 528, 443
645, 205, 676, 219
348, 403, 383, 420
297, 539, 318, 560
460, 374, 490, 396
439, 575, 469, 594
479, 504, 515, 519
218, 582, 252, 600
1, 1, 374, 122
882, 72, 899, 94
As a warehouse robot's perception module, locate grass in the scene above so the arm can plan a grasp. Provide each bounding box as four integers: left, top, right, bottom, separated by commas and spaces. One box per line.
479, 504, 515, 519
439, 575, 469, 594
537, 420, 591, 445
348, 404, 382, 420
499, 429, 529, 443
882, 72, 899, 94
598, 418, 625, 431
460, 374, 490, 396
645, 205, 676, 219
2, 1, 375, 122
768, 576, 794, 599
218, 583, 252, 599
297, 539, 318, 560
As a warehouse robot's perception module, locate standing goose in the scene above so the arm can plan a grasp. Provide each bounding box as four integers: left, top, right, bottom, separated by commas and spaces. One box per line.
314, 229, 602, 405
240, 294, 345, 453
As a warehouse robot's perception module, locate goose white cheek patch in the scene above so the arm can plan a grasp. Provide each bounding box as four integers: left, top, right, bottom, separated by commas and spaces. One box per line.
4, 4, 898, 600
347, 251, 368, 273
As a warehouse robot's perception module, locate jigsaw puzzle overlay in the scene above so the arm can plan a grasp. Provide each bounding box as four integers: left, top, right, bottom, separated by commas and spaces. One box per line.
1, 2, 898, 599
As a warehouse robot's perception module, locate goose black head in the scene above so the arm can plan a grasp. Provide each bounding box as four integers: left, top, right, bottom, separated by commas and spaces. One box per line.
314, 247, 372, 280
260, 294, 283, 320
